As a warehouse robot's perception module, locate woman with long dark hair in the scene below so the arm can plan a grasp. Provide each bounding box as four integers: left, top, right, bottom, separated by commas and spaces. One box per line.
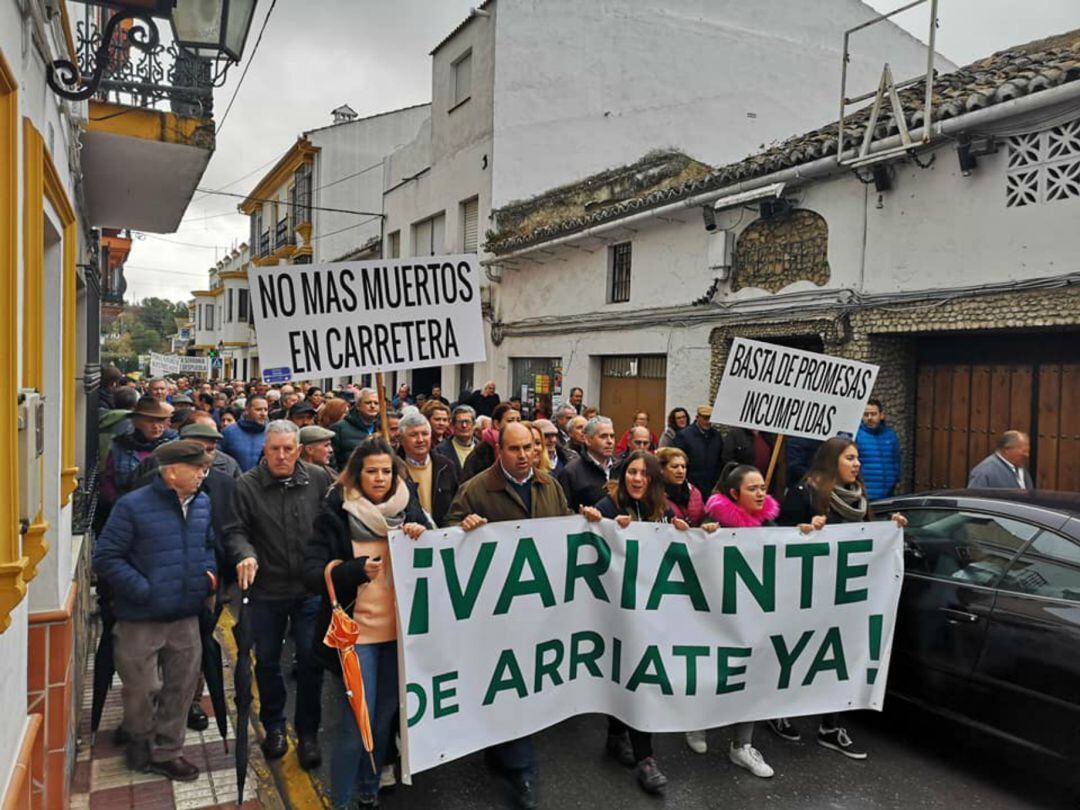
305, 437, 431, 809
768, 436, 906, 760
581, 451, 688, 794
658, 407, 691, 448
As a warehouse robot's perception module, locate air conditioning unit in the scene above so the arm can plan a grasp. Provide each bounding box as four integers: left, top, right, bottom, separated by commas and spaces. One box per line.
707, 229, 734, 280
17, 390, 44, 525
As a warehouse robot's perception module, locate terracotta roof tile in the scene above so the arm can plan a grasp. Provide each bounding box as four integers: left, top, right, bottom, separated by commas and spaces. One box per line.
488, 29, 1080, 255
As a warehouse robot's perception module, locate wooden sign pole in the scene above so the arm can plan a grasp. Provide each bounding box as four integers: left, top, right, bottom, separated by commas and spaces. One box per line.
375, 371, 391, 442
764, 434, 785, 491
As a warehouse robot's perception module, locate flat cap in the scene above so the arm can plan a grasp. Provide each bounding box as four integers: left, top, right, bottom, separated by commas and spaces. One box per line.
289, 400, 317, 417
180, 422, 223, 441
171, 393, 194, 405
299, 425, 335, 445
154, 440, 213, 467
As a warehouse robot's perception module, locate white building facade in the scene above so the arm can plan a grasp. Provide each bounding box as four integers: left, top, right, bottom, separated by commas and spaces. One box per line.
378, 0, 943, 402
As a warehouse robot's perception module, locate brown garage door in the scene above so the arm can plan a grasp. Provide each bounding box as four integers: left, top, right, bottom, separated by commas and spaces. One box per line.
599, 355, 667, 440
914, 362, 1079, 491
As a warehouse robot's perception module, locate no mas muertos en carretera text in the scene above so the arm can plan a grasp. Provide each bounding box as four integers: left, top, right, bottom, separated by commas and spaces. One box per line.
256, 261, 475, 373
404, 531, 882, 724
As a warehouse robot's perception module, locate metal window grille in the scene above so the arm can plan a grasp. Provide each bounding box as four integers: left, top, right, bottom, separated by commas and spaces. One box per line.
295, 163, 313, 224
608, 242, 632, 303
600, 355, 667, 379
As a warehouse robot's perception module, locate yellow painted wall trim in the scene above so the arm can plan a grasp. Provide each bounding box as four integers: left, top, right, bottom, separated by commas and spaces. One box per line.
217, 270, 249, 280
22, 513, 48, 584
57, 2, 80, 80
252, 255, 280, 267
294, 245, 313, 257
41, 132, 78, 507
0, 49, 27, 631
273, 244, 297, 259
296, 222, 312, 244
239, 139, 318, 214
221, 341, 251, 348
22, 119, 43, 392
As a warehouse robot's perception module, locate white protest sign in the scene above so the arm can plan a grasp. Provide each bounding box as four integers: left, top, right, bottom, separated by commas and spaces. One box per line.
148, 352, 211, 377
391, 516, 903, 778
249, 255, 486, 384
712, 338, 879, 440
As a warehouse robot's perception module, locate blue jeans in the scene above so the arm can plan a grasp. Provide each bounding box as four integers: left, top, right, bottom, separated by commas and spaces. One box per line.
250, 595, 323, 737
330, 641, 399, 806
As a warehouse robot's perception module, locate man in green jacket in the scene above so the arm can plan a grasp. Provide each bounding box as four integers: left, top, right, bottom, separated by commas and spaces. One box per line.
98, 386, 139, 465
329, 387, 380, 465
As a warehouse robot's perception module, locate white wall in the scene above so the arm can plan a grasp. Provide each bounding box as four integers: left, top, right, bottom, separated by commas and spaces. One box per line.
308, 105, 431, 263
489, 0, 948, 207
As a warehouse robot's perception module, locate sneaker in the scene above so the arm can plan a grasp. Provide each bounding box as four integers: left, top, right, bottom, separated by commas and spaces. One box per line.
605, 733, 636, 768
728, 743, 774, 778
635, 756, 668, 794
684, 730, 708, 754
817, 726, 868, 760
379, 764, 397, 789
767, 717, 801, 742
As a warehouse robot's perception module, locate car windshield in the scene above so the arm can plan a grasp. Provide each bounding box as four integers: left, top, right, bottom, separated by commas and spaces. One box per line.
903, 509, 1038, 586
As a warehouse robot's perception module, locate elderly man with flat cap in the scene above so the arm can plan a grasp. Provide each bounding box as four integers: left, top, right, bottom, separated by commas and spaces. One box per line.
93, 440, 218, 782
298, 424, 336, 473
288, 399, 318, 428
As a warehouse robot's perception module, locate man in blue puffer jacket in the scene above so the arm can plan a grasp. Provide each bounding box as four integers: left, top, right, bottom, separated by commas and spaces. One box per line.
93, 441, 217, 783
855, 398, 901, 500
220, 395, 269, 471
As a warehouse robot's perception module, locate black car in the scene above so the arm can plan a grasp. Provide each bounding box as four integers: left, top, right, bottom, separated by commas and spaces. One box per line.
873, 489, 1080, 766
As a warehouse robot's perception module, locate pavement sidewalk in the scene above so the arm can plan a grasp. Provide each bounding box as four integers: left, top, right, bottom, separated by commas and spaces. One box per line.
71, 606, 284, 810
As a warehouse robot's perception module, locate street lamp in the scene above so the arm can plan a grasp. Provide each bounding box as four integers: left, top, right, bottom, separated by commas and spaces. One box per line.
47, 0, 258, 102
171, 0, 258, 64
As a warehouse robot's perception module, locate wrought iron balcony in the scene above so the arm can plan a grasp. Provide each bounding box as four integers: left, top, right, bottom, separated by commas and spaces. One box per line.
259, 230, 271, 257
70, 2, 216, 118
275, 218, 292, 249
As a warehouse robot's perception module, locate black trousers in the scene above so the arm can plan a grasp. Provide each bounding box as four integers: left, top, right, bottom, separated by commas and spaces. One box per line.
607, 716, 653, 762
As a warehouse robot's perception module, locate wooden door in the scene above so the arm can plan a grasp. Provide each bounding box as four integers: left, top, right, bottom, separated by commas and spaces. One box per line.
1036, 363, 1080, 491
599, 355, 667, 440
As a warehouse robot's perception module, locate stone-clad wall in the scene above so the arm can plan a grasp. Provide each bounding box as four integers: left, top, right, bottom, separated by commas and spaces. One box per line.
708, 285, 1080, 493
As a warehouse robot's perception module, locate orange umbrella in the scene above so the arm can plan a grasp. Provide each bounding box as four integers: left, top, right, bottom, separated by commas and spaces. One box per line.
323, 560, 377, 773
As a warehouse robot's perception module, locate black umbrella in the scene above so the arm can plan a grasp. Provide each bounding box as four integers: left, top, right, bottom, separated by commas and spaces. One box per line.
199, 600, 229, 751
232, 591, 254, 804
89, 595, 116, 745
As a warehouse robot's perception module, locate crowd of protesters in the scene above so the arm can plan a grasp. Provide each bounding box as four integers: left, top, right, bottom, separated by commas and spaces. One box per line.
91, 368, 1036, 809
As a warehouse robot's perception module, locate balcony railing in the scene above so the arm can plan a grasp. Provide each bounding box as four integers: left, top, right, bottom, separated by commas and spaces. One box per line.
275, 218, 292, 250
72, 2, 215, 118
259, 230, 271, 258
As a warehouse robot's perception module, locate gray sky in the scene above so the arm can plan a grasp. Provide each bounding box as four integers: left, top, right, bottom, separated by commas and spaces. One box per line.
126, 0, 1078, 304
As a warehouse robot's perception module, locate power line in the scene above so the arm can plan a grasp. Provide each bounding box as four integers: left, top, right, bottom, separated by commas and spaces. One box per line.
190, 154, 283, 204
136, 234, 230, 251
193, 188, 384, 217
216, 0, 277, 136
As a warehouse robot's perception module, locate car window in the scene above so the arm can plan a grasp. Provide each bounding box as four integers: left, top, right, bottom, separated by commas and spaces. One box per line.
997, 531, 1080, 603
902, 509, 1036, 586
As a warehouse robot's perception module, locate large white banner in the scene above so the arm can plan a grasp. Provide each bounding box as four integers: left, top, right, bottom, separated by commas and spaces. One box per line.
148, 352, 211, 377
711, 338, 879, 440
390, 517, 903, 779
249, 255, 486, 384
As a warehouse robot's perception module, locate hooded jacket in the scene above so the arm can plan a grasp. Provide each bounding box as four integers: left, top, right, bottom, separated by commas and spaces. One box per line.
855, 422, 901, 500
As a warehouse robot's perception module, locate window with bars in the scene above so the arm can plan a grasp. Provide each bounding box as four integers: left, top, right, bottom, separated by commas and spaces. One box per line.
601, 355, 667, 379
251, 208, 263, 257
461, 197, 479, 253
1006, 119, 1080, 207
608, 242, 632, 303
238, 288, 249, 322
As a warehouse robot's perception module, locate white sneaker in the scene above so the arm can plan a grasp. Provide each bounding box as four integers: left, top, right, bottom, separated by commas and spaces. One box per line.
728, 743, 774, 778
684, 730, 707, 754
379, 764, 397, 788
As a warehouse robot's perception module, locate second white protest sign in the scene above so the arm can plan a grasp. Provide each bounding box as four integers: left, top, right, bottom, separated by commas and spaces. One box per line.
712, 338, 879, 440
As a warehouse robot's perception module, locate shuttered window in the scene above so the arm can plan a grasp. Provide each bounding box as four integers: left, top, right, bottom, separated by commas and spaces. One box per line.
412, 213, 446, 256
461, 197, 479, 253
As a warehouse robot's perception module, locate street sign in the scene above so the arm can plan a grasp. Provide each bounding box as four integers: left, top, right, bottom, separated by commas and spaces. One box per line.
262, 366, 291, 384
